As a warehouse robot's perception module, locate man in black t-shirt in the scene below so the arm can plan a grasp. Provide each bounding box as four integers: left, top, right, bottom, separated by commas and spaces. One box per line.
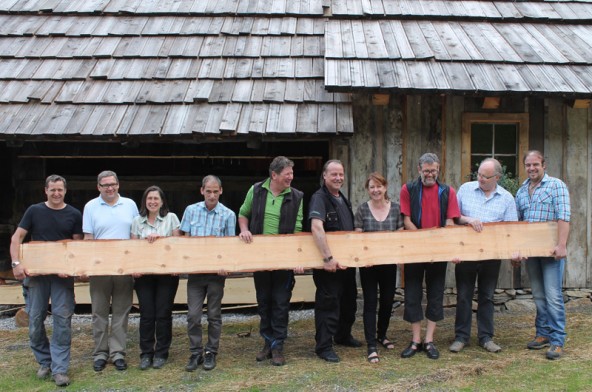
308, 159, 360, 363
10, 175, 83, 387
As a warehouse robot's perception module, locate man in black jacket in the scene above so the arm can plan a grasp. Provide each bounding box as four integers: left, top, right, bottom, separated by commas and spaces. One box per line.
238, 156, 304, 366
309, 159, 361, 363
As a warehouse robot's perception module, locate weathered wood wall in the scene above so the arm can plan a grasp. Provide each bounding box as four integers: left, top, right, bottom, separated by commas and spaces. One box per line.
345, 94, 591, 289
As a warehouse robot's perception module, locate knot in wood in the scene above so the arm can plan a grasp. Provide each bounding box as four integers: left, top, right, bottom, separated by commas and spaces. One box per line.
164, 245, 171, 251
217, 255, 222, 259
363, 246, 368, 251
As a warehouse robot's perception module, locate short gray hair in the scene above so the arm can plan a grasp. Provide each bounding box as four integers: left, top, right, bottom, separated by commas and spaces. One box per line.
269, 156, 294, 177
202, 175, 222, 187
418, 153, 440, 167
97, 170, 118, 184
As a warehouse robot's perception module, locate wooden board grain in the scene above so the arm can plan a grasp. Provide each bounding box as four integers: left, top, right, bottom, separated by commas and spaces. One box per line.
20, 222, 557, 276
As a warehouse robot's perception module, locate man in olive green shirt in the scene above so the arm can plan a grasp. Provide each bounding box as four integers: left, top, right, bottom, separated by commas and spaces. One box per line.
238, 156, 304, 366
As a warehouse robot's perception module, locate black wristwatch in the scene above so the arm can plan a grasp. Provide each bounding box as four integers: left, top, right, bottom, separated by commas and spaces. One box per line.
323, 256, 333, 263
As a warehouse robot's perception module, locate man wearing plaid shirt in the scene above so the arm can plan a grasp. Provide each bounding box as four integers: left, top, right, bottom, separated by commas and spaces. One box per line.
514, 150, 570, 360
180, 175, 236, 372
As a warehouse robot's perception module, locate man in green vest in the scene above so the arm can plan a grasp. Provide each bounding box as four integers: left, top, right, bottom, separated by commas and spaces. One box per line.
238, 156, 304, 366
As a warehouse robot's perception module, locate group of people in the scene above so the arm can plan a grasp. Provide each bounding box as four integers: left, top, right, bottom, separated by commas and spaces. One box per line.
9, 150, 570, 387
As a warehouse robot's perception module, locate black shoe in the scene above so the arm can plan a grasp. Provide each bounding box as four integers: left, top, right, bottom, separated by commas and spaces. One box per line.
317, 350, 340, 363
424, 342, 440, 360
334, 336, 362, 348
113, 359, 128, 371
139, 357, 152, 370
93, 359, 107, 372
401, 341, 422, 358
185, 354, 203, 372
203, 351, 216, 371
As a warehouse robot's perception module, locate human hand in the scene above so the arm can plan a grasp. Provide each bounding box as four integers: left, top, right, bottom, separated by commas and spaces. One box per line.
552, 244, 567, 260
146, 234, 160, 243
12, 265, 28, 280
239, 231, 253, 243
451, 257, 462, 264
468, 219, 483, 232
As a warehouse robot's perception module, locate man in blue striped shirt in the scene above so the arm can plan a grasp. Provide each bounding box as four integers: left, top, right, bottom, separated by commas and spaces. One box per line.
514, 151, 570, 360
180, 175, 236, 372
451, 158, 518, 354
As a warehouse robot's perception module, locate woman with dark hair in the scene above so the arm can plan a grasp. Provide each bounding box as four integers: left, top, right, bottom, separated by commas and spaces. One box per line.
354, 173, 404, 363
131, 185, 181, 370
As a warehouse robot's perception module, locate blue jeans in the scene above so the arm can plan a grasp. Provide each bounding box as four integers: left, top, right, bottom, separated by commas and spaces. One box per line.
526, 257, 566, 346
28, 275, 75, 375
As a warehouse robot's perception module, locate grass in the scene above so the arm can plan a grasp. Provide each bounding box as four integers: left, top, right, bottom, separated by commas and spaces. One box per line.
1, 301, 592, 391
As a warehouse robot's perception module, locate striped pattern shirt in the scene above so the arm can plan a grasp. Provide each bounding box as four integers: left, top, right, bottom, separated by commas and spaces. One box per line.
515, 174, 570, 223
457, 181, 518, 223
180, 201, 236, 237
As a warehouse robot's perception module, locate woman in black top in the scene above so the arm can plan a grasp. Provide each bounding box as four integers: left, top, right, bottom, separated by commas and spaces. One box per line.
354, 172, 404, 363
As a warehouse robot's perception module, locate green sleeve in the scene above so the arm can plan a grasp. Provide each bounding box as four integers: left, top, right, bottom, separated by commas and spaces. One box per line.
238, 186, 255, 219
294, 198, 304, 233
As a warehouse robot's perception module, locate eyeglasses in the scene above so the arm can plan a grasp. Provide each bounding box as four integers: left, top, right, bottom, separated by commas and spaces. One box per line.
477, 173, 497, 180
98, 183, 119, 189
421, 169, 439, 175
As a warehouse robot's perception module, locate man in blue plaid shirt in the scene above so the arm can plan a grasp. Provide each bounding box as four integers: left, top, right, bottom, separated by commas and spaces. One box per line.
514, 150, 570, 360
180, 175, 236, 372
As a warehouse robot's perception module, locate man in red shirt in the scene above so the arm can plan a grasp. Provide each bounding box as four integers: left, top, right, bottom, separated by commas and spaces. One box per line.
399, 153, 460, 360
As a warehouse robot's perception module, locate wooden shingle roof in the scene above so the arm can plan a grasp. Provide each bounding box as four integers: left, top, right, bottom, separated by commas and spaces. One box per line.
0, 0, 353, 139
325, 0, 592, 96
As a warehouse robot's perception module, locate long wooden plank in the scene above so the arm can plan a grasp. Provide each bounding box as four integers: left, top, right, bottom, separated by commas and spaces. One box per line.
20, 222, 557, 276
0, 276, 315, 305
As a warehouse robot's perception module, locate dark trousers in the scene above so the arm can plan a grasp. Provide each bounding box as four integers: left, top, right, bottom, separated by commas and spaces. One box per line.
313, 267, 357, 354
134, 274, 179, 359
403, 262, 447, 323
360, 265, 397, 348
253, 270, 295, 350
454, 260, 501, 345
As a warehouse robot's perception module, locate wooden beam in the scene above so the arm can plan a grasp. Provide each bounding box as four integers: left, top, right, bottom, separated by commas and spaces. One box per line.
482, 97, 501, 109
19, 222, 557, 276
0, 275, 315, 305
372, 94, 390, 106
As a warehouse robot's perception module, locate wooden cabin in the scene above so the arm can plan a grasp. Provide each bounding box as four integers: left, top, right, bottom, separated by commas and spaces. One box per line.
0, 0, 590, 300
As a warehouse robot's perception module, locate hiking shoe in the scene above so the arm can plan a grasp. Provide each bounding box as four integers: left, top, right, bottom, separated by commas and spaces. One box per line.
546, 344, 563, 360
139, 357, 152, 370
449, 340, 465, 353
203, 351, 216, 371
185, 354, 203, 372
256, 344, 272, 362
527, 336, 550, 350
53, 373, 70, 387
152, 357, 166, 369
113, 358, 127, 371
271, 348, 286, 366
93, 359, 107, 372
36, 365, 51, 379
481, 340, 502, 353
